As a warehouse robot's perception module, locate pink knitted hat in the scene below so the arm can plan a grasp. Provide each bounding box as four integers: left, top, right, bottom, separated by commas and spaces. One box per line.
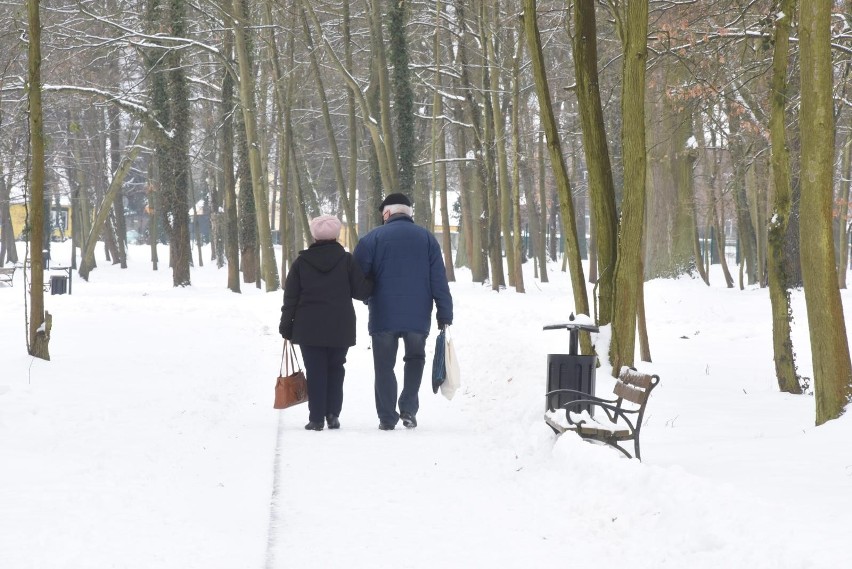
309, 214, 342, 241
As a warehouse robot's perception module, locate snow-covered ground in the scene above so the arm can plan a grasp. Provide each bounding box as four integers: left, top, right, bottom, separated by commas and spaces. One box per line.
1, 240, 849, 568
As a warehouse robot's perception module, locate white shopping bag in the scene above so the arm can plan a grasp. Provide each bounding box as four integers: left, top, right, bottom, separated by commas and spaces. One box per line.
441, 326, 461, 400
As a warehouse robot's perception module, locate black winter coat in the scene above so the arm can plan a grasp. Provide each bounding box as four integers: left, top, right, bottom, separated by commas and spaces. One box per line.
280, 241, 373, 347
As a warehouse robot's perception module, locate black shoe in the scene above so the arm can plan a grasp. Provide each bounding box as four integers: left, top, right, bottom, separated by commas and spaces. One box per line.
326, 415, 340, 429
305, 421, 324, 431
400, 412, 417, 429
378, 422, 396, 431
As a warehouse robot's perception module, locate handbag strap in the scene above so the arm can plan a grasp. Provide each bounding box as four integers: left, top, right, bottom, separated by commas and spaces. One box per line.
280, 340, 302, 376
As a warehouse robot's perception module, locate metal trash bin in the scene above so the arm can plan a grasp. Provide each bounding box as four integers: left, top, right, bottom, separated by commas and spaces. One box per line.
50, 275, 68, 295
544, 316, 599, 416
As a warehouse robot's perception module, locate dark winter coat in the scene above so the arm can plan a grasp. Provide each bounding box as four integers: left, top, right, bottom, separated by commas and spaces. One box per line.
280, 241, 373, 347
353, 214, 453, 335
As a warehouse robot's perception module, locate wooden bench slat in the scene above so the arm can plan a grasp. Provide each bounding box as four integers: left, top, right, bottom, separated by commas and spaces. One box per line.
619, 367, 654, 389
613, 381, 647, 405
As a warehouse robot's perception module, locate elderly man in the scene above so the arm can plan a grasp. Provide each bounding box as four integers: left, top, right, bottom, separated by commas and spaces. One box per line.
353, 193, 454, 430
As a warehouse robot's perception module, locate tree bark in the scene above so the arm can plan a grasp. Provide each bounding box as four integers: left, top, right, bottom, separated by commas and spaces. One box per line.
799, 0, 852, 424
609, 0, 649, 374
220, 18, 240, 293
510, 22, 525, 293
432, 0, 455, 281
298, 2, 358, 247
80, 128, 146, 281
523, 0, 590, 338
232, 0, 279, 291
27, 0, 49, 359
572, 0, 617, 323
767, 0, 801, 394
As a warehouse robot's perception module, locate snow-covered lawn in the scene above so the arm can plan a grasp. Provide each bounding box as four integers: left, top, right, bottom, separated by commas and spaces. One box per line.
1, 241, 849, 568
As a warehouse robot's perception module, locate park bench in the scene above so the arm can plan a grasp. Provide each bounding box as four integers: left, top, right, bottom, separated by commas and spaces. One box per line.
0, 265, 16, 286
545, 366, 660, 460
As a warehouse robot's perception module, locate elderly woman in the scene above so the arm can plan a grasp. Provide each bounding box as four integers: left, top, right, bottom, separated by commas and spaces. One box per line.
279, 215, 373, 430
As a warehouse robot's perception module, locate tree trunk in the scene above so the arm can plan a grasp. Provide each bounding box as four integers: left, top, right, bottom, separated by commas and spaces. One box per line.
510, 22, 525, 293
609, 0, 649, 374
483, 1, 513, 289
80, 129, 145, 281
344, 0, 359, 244
432, 1, 455, 281
836, 138, 852, 288
799, 0, 852, 424
536, 131, 549, 282
388, 0, 415, 199
454, 3, 490, 283
233, 0, 279, 291
220, 20, 240, 293
108, 98, 127, 268
767, 0, 801, 394
727, 89, 759, 286
368, 0, 398, 192
523, 0, 590, 341
298, 2, 358, 247
0, 161, 17, 265
572, 0, 617, 324
27, 0, 49, 358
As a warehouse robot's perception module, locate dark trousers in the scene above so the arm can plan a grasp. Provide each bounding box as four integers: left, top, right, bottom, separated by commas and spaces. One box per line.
371, 331, 427, 425
299, 345, 349, 423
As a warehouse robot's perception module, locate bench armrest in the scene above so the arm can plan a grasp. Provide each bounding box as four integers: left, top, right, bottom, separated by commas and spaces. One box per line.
546, 388, 640, 430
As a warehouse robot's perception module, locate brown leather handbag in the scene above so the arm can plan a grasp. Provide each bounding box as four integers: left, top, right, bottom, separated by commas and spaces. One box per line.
274, 340, 308, 409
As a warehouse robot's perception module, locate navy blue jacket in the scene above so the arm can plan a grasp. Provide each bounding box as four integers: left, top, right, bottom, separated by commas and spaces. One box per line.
280, 241, 372, 347
354, 215, 453, 335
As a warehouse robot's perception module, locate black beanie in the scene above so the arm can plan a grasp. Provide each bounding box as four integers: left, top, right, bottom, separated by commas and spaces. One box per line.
378, 192, 412, 212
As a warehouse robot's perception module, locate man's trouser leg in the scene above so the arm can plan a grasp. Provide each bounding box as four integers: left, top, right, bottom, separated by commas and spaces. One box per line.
398, 332, 427, 417
371, 332, 400, 425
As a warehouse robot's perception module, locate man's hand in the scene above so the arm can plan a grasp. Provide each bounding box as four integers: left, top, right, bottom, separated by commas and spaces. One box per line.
438, 319, 451, 331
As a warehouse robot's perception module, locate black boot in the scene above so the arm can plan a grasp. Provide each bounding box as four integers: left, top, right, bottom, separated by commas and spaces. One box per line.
326, 415, 340, 429
304, 420, 324, 431
400, 412, 417, 429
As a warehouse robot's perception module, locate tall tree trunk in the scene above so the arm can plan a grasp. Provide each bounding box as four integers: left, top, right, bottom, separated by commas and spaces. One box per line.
388, 0, 415, 198
510, 22, 525, 293
233, 0, 279, 291
368, 0, 398, 191
454, 2, 490, 283
572, 0, 617, 324
220, 20, 240, 293
767, 0, 801, 394
836, 138, 852, 288
27, 0, 49, 359
344, 0, 359, 243
107, 103, 128, 268
799, 0, 852, 424
728, 89, 759, 286
0, 161, 17, 265
523, 0, 590, 337
236, 113, 257, 284
610, 0, 649, 374
432, 0, 455, 281
166, 0, 192, 286
536, 131, 549, 282
483, 1, 514, 288
298, 2, 358, 246
80, 129, 145, 281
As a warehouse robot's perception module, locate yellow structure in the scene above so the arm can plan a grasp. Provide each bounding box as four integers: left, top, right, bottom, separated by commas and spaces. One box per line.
5, 204, 72, 241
